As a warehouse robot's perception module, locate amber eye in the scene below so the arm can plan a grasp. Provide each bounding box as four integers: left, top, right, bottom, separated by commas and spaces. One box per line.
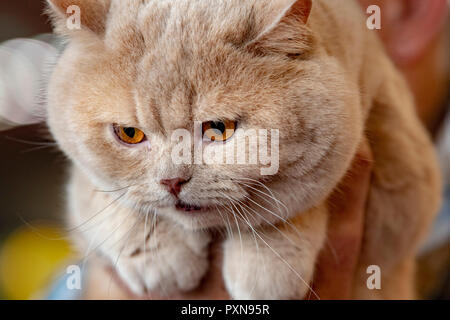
202, 120, 237, 142
114, 125, 146, 144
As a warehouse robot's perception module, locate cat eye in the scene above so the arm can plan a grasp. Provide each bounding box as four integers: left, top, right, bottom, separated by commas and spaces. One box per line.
202, 120, 237, 142
114, 125, 146, 145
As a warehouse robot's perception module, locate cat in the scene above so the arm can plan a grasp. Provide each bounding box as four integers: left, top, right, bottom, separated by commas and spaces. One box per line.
44, 0, 441, 299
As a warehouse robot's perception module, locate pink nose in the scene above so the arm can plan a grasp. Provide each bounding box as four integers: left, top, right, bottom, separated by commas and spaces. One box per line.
160, 178, 188, 197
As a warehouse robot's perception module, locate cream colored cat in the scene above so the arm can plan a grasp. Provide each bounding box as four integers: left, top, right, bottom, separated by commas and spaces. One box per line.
45, 0, 441, 299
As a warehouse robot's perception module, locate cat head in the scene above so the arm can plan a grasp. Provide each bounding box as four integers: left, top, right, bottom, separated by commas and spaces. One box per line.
46, 0, 362, 230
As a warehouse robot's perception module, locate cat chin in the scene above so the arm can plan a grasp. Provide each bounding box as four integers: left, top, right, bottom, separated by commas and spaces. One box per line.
155, 202, 287, 232
157, 207, 228, 231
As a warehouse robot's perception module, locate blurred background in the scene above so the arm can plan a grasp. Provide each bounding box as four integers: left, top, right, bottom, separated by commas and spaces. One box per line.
0, 0, 448, 300
0, 0, 74, 300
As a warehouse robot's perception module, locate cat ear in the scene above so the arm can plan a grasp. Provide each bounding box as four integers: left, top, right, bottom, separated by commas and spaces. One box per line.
247, 0, 313, 56
46, 0, 111, 36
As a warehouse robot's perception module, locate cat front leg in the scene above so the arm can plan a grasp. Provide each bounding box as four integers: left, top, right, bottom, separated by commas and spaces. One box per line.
112, 217, 211, 296
222, 204, 327, 300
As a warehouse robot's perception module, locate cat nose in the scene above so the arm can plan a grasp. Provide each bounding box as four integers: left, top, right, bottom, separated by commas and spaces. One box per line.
160, 178, 189, 197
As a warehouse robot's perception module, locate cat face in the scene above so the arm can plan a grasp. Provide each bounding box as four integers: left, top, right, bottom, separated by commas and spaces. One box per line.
46, 0, 363, 230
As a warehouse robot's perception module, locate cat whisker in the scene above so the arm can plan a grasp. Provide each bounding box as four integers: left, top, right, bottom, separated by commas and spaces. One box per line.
65, 191, 128, 235
17, 193, 126, 241
222, 198, 261, 297
143, 210, 149, 295
222, 195, 319, 300
16, 213, 71, 242
150, 210, 172, 298
17, 182, 127, 243
214, 204, 231, 239
233, 177, 287, 210
21, 144, 58, 154
226, 198, 244, 262
234, 180, 289, 216
324, 237, 340, 265
232, 178, 305, 239
220, 204, 235, 241
80, 208, 114, 275
234, 206, 320, 300
239, 193, 304, 240
18, 195, 123, 243
227, 195, 301, 248
108, 211, 144, 298
144, 208, 159, 299
4, 135, 58, 146
236, 184, 290, 223
93, 182, 149, 194
256, 230, 320, 300
103, 207, 147, 254
218, 200, 255, 292
81, 209, 136, 271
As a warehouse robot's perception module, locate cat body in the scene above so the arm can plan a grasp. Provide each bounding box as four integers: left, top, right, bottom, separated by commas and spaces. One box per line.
45, 0, 441, 299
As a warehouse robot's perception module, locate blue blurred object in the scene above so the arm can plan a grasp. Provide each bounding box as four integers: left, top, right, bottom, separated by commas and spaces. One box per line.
46, 265, 85, 300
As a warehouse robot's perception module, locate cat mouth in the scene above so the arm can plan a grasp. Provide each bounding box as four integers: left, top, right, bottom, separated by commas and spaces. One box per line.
175, 200, 210, 213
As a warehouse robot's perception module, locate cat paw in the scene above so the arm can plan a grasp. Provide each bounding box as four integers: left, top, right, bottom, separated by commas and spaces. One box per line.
222, 232, 315, 300
114, 222, 211, 296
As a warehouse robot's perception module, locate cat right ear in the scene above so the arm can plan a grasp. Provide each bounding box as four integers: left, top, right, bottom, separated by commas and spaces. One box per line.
247, 0, 313, 57
46, 0, 111, 36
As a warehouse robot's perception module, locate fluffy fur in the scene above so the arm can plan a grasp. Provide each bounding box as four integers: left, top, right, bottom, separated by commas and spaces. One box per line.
45, 0, 441, 299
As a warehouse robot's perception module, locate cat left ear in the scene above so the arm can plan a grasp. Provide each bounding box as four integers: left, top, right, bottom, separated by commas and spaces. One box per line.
46, 0, 111, 36
247, 0, 313, 56
267, 0, 312, 29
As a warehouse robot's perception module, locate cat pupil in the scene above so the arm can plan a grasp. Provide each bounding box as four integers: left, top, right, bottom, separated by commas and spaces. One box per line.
211, 121, 226, 134
124, 127, 135, 138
